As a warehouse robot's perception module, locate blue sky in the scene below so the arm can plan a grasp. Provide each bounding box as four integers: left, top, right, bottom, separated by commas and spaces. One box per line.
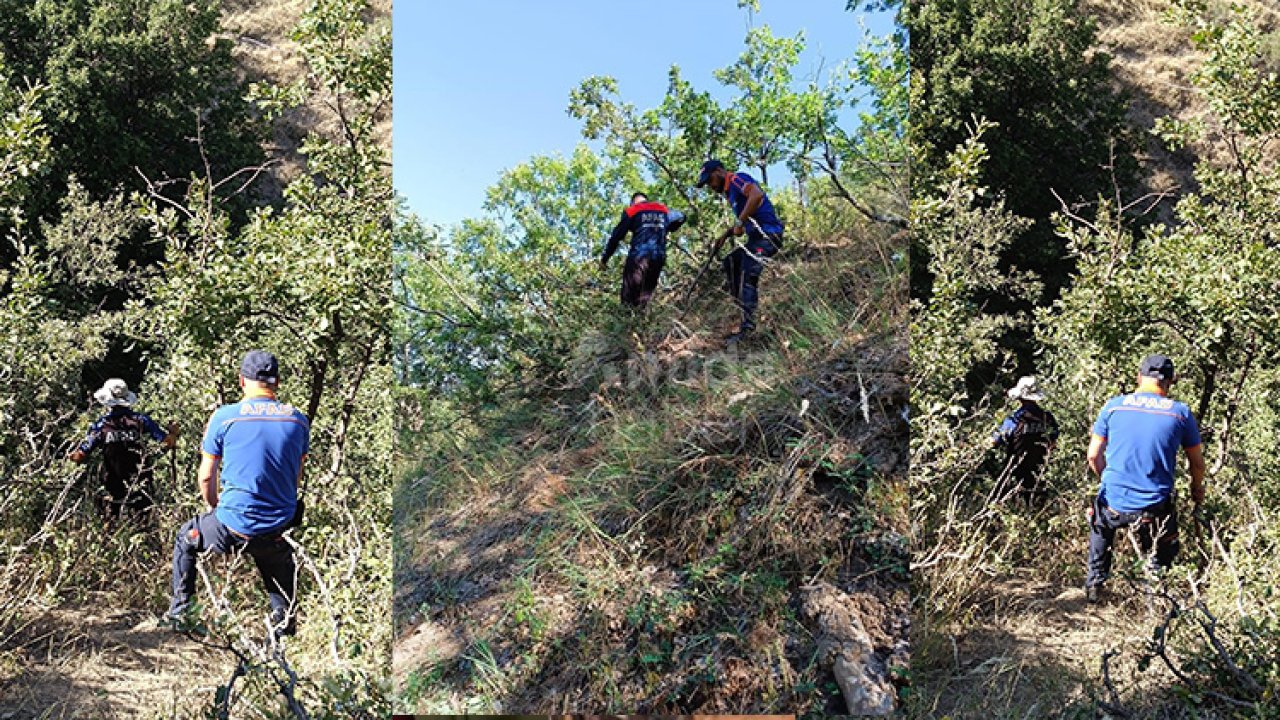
393, 2, 897, 227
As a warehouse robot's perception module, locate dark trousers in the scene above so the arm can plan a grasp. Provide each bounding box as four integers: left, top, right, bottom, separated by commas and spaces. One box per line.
1006, 463, 1046, 505
1004, 450, 1049, 504
99, 470, 155, 519
1086, 494, 1179, 587
621, 253, 665, 307
723, 233, 780, 330
170, 511, 296, 620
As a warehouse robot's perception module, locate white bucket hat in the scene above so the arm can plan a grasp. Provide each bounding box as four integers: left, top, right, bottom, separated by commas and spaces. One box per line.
93, 378, 137, 407
1007, 376, 1046, 402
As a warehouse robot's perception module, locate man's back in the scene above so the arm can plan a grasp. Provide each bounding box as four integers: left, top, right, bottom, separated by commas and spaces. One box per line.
84, 407, 165, 479
998, 406, 1058, 467
203, 395, 310, 536
618, 202, 683, 259
723, 172, 783, 235
1093, 392, 1199, 512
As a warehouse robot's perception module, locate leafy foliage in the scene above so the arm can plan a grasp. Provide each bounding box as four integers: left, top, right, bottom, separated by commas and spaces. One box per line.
906, 0, 1133, 308
570, 19, 906, 233
908, 121, 1041, 678
0, 0, 264, 259
396, 146, 642, 403
0, 0, 392, 716
1035, 3, 1280, 707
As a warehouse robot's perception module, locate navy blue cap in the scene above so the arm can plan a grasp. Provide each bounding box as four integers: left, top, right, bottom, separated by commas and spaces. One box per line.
696, 159, 725, 188
1139, 354, 1175, 381
240, 349, 279, 384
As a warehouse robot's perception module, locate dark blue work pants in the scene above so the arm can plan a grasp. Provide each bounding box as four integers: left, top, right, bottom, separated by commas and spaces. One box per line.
169, 511, 296, 621
1086, 494, 1179, 587
723, 233, 781, 330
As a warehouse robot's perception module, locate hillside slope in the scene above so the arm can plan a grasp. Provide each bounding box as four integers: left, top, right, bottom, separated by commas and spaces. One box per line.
393, 221, 909, 716
1083, 0, 1279, 212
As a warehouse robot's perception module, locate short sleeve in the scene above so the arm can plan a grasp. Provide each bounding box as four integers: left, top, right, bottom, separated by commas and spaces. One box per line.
1090, 404, 1110, 439
666, 209, 686, 232
201, 410, 225, 456
1182, 410, 1202, 448
725, 174, 744, 204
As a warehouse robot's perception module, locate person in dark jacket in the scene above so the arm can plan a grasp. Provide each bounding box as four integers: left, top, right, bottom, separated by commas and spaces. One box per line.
695, 159, 785, 342
69, 378, 178, 519
992, 376, 1060, 503
600, 192, 686, 309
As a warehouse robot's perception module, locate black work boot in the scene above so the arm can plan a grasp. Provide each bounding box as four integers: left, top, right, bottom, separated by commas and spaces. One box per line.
725, 324, 754, 345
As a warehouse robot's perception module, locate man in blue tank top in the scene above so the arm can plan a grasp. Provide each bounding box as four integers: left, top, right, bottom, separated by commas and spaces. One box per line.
1084, 354, 1205, 602
166, 350, 310, 639
696, 159, 785, 343
600, 192, 686, 308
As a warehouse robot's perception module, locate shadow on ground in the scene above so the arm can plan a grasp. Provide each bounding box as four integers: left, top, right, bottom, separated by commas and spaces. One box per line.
0, 604, 213, 718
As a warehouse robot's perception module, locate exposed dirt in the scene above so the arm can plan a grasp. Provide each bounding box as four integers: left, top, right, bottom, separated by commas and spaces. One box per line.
919, 573, 1195, 719
1083, 0, 1280, 219
0, 605, 218, 719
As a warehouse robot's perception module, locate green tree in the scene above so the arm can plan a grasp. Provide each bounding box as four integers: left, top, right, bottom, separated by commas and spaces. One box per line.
909, 121, 1039, 647
571, 21, 907, 235
0, 62, 48, 220
0, 0, 264, 257
907, 0, 1133, 307
396, 146, 642, 404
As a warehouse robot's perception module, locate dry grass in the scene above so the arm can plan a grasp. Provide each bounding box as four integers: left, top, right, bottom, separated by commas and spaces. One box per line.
392, 222, 910, 715
1082, 0, 1280, 211
915, 574, 1192, 720
0, 603, 215, 719
220, 0, 392, 197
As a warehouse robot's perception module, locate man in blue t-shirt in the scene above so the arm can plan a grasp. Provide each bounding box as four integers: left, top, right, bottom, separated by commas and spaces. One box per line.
166, 350, 310, 638
696, 159, 785, 343
1084, 354, 1205, 602
600, 192, 686, 309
